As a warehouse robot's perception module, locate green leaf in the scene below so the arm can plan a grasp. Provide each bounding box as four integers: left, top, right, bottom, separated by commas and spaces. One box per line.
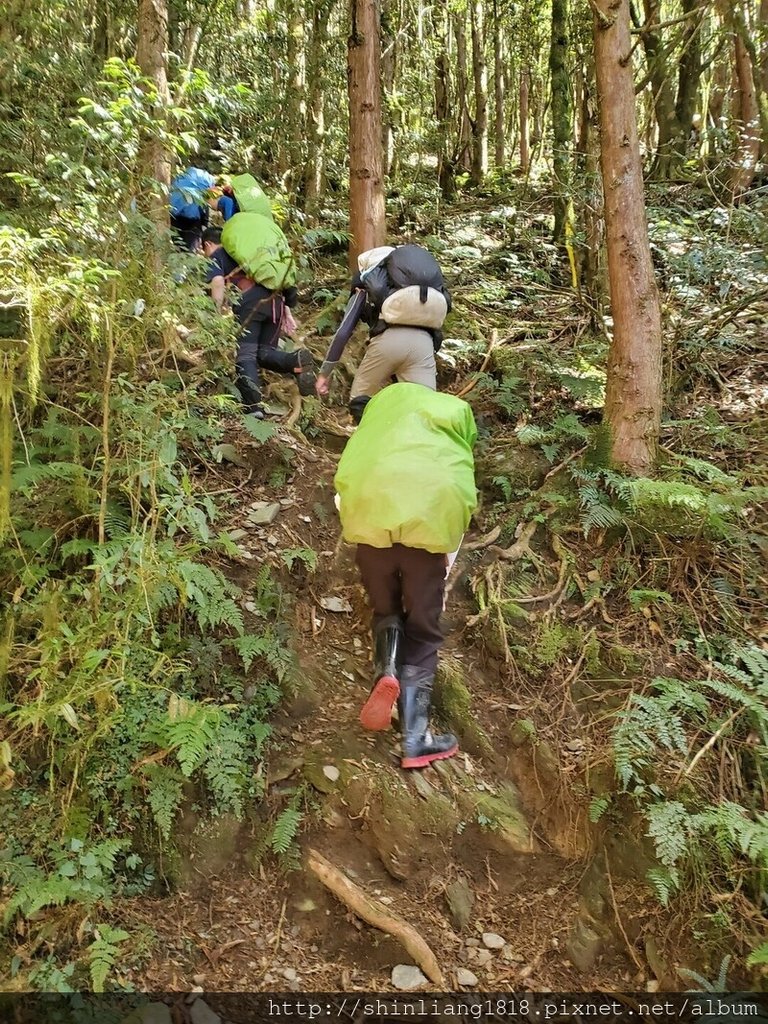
242, 418, 277, 443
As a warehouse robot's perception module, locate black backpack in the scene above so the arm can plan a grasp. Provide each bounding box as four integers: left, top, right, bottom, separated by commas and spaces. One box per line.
357, 244, 451, 349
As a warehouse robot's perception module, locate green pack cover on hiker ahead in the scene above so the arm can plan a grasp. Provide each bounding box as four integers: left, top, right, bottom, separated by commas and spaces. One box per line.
221, 211, 297, 290
334, 383, 478, 554
230, 173, 272, 218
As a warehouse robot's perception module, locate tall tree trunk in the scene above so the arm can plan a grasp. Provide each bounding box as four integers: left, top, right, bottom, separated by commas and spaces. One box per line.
435, 0, 454, 197
639, 0, 680, 178
671, 0, 703, 169
729, 2, 768, 164
593, 0, 663, 475
578, 54, 606, 307
304, 0, 331, 218
136, 0, 171, 253
470, 0, 488, 184
519, 65, 531, 172
286, 0, 307, 189
93, 1, 112, 59
762, 0, 768, 99
493, 0, 505, 168
455, 10, 473, 171
730, 30, 761, 197
381, 0, 397, 177
549, 0, 572, 244
348, 0, 386, 270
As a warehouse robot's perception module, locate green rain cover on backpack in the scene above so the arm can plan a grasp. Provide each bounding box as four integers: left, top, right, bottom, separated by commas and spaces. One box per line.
230, 173, 272, 219
221, 212, 297, 290
334, 383, 478, 554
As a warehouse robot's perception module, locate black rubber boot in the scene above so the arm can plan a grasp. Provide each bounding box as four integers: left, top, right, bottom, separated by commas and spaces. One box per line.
398, 664, 458, 769
359, 616, 402, 731
294, 349, 317, 397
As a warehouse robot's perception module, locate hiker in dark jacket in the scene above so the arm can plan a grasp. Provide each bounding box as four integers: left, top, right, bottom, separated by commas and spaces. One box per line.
202, 228, 317, 419
315, 245, 449, 422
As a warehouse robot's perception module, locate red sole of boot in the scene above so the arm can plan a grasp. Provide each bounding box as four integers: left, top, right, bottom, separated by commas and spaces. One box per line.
401, 743, 459, 770
359, 676, 400, 731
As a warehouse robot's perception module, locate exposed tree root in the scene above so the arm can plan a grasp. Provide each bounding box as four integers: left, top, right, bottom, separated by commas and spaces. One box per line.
306, 847, 444, 986
285, 393, 303, 430
488, 520, 538, 561
463, 523, 503, 550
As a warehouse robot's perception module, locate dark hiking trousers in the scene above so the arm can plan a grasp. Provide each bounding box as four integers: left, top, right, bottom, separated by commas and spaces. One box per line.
234, 292, 298, 412
356, 543, 447, 674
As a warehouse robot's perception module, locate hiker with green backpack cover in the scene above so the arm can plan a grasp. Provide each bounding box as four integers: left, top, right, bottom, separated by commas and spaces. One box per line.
334, 382, 478, 769
203, 202, 316, 418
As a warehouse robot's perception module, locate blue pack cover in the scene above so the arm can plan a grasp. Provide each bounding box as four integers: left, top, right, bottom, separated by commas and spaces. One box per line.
169, 167, 215, 219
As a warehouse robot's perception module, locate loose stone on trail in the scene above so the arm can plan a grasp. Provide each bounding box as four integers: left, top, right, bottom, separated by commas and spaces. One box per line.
322, 765, 340, 782
445, 878, 474, 931
320, 596, 353, 613
456, 967, 478, 987
391, 964, 429, 990
247, 501, 281, 525
482, 931, 506, 949
212, 443, 248, 467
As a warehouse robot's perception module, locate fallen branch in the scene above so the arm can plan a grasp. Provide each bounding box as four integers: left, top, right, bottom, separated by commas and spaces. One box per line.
307, 848, 443, 986
537, 445, 589, 489
455, 329, 499, 398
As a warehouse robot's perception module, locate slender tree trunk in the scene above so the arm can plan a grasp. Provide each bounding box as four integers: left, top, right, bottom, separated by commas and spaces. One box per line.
470, 0, 488, 184
762, 0, 768, 99
136, 0, 171, 251
729, 2, 768, 163
305, 0, 331, 218
493, 0, 505, 168
549, 0, 572, 243
578, 54, 606, 307
455, 10, 473, 171
435, 0, 454, 197
640, 0, 679, 178
381, 0, 397, 176
93, 2, 112, 59
286, 0, 307, 189
708, 51, 727, 140
347, 0, 386, 270
519, 65, 531, 172
730, 30, 761, 197
593, 0, 663, 475
671, 0, 703, 170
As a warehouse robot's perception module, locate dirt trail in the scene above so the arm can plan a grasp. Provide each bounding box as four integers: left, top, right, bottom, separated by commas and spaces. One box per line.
132, 415, 653, 995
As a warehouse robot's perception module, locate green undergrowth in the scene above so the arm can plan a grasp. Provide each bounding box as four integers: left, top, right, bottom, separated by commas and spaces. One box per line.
460, 226, 767, 975
0, 70, 302, 990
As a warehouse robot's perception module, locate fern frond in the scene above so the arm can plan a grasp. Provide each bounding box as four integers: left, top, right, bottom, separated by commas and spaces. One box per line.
647, 866, 679, 907
88, 925, 129, 992
270, 806, 302, 855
